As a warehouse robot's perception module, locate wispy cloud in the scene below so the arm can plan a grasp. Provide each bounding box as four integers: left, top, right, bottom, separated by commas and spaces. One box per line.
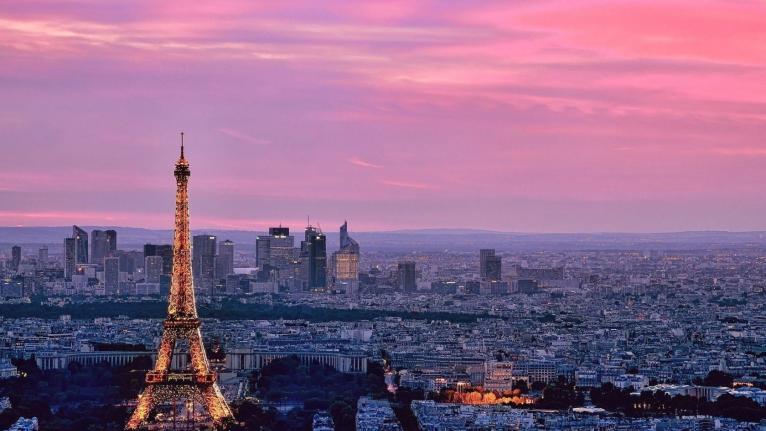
218, 128, 270, 145
380, 179, 434, 190
348, 157, 383, 169
711, 147, 766, 157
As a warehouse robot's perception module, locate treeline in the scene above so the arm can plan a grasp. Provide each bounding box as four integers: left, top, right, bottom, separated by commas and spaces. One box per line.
0, 299, 485, 323
591, 382, 766, 423
0, 356, 152, 430
231, 355, 388, 431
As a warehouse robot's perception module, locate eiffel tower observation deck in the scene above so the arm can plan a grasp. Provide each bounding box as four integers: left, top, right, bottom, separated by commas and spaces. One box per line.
126, 134, 234, 430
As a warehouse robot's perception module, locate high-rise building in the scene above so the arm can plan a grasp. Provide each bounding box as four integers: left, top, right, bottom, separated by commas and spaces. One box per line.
105, 229, 117, 255
340, 221, 359, 252
302, 226, 327, 289
255, 236, 270, 268
398, 261, 417, 292
333, 221, 360, 281
144, 244, 173, 275
90, 229, 109, 267
480, 249, 495, 279
193, 234, 217, 294
64, 237, 76, 280
73, 225, 88, 264
269, 227, 294, 271
485, 255, 502, 281
480, 249, 502, 281
256, 227, 294, 272
104, 257, 119, 295
37, 246, 48, 269
117, 250, 140, 274
217, 240, 234, 278
145, 255, 163, 284
10, 245, 21, 272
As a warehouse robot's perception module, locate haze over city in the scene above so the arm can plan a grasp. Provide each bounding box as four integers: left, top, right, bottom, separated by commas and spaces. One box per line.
2, 0, 765, 232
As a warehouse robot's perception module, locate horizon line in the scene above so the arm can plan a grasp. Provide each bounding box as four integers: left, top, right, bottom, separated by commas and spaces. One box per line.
2, 225, 766, 236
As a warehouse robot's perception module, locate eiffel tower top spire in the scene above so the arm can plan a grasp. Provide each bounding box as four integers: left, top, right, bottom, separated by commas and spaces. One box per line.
170, 133, 194, 318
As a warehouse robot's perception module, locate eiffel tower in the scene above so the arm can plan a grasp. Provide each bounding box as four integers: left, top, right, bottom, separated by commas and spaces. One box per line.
126, 134, 234, 430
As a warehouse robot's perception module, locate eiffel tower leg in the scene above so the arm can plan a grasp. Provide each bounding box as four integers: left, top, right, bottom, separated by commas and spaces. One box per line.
201, 384, 234, 424
126, 385, 155, 430
156, 333, 176, 372
188, 328, 208, 374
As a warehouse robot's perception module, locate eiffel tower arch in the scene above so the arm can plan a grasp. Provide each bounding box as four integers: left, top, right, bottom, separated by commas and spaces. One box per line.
126, 134, 234, 430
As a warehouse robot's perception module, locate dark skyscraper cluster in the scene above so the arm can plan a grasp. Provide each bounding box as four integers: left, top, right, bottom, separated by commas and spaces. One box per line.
257, 223, 359, 292
144, 244, 173, 275
192, 235, 235, 295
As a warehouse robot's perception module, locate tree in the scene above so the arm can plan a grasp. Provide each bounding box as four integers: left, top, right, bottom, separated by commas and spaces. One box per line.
329, 400, 355, 431
538, 379, 583, 409
703, 370, 733, 387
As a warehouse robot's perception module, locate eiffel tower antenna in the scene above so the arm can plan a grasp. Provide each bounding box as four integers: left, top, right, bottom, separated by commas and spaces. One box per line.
126, 135, 233, 430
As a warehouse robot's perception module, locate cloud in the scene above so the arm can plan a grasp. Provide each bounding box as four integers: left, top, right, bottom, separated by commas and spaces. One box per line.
347, 157, 382, 168
218, 128, 270, 145
380, 179, 434, 190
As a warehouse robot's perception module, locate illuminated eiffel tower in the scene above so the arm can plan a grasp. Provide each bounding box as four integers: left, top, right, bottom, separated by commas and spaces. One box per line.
126, 134, 233, 430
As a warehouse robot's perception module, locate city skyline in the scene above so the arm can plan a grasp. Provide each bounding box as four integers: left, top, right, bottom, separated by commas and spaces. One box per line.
1, 0, 765, 232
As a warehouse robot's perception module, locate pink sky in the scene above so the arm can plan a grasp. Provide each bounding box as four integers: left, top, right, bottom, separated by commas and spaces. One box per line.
1, 0, 765, 232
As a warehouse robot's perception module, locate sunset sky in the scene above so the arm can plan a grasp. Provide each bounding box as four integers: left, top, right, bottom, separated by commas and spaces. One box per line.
1, 0, 765, 232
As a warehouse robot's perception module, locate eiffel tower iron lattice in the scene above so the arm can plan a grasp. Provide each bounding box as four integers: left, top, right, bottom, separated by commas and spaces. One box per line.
126, 134, 234, 430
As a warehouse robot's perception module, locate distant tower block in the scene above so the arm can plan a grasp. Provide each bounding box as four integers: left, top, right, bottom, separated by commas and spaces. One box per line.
126, 134, 233, 430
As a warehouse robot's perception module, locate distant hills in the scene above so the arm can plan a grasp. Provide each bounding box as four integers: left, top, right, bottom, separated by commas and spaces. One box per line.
2, 226, 766, 251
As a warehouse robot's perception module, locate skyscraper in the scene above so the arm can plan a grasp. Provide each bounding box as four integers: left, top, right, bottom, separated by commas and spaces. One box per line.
398, 261, 417, 292
485, 255, 502, 281
302, 226, 327, 289
217, 240, 234, 278
340, 221, 358, 251
192, 234, 217, 294
144, 244, 173, 275
256, 227, 294, 272
269, 227, 294, 271
73, 225, 88, 264
64, 237, 76, 280
104, 256, 119, 295
10, 245, 21, 272
105, 229, 117, 255
480, 249, 502, 281
117, 250, 140, 274
145, 255, 163, 284
333, 221, 360, 281
255, 235, 270, 268
90, 229, 108, 267
37, 246, 48, 269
